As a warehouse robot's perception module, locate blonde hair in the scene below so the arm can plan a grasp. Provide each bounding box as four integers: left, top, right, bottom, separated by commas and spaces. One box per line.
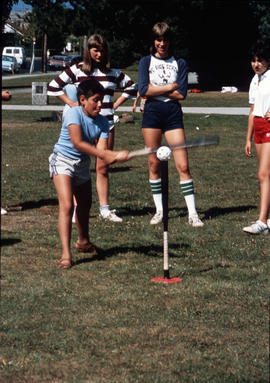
82, 34, 110, 75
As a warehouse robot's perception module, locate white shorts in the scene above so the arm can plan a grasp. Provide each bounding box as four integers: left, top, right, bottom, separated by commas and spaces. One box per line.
49, 152, 91, 186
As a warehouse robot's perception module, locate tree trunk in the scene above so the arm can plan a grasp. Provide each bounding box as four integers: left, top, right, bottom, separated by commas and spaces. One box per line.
42, 32, 47, 73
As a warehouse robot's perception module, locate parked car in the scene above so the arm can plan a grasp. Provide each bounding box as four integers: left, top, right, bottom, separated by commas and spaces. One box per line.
65, 55, 82, 67
2, 46, 26, 68
47, 55, 70, 70
2, 55, 20, 74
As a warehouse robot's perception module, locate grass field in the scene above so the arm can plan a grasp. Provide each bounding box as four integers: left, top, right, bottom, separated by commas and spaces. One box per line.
2, 65, 249, 108
1, 94, 269, 382
2, 90, 250, 108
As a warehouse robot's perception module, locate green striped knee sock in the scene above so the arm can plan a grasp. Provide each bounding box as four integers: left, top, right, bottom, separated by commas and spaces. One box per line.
180, 179, 197, 216
149, 179, 163, 212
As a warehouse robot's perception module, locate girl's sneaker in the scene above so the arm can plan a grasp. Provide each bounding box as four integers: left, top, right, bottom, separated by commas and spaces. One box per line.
100, 209, 123, 222
267, 219, 270, 229
188, 214, 204, 227
150, 211, 163, 225
243, 220, 269, 235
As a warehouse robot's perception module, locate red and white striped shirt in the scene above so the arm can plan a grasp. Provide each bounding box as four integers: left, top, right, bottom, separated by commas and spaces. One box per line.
47, 63, 137, 129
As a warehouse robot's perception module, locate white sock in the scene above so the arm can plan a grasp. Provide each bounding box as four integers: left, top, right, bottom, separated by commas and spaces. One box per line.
184, 194, 197, 217
257, 220, 268, 228
180, 179, 197, 217
99, 205, 110, 215
149, 179, 163, 213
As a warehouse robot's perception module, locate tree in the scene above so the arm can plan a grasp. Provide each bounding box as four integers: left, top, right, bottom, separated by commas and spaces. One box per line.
23, 0, 71, 71
18, 0, 269, 86
249, 0, 270, 46
67, 0, 206, 67
1, 0, 18, 32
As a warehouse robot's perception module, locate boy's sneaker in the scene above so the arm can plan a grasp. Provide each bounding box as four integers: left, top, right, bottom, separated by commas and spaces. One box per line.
188, 214, 204, 227
243, 220, 269, 235
150, 211, 163, 225
100, 209, 123, 222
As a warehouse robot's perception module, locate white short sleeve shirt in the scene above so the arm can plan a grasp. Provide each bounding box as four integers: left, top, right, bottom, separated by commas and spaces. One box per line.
249, 69, 270, 117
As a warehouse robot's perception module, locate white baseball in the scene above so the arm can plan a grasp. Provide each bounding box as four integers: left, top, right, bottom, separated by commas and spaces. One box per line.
157, 146, 172, 161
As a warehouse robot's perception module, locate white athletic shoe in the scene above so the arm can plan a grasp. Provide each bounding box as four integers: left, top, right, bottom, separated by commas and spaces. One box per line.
150, 211, 163, 225
243, 220, 269, 235
100, 209, 123, 222
1, 208, 7, 215
188, 214, 204, 227
267, 219, 270, 229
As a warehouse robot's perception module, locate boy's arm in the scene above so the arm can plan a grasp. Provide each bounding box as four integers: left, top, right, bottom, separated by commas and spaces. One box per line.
68, 124, 129, 163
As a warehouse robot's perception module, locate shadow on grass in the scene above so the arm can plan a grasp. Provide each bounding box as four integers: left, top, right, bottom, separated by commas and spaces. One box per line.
109, 166, 141, 173
181, 262, 231, 277
89, 166, 140, 173
1, 238, 21, 247
38, 112, 61, 122
119, 206, 187, 218
9, 198, 58, 211
120, 205, 256, 220
168, 205, 256, 219
74, 243, 189, 266
6, 201, 255, 223
119, 206, 156, 218
199, 263, 230, 273
202, 205, 256, 220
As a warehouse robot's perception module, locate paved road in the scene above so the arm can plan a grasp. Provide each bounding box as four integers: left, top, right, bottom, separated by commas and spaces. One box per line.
2, 104, 250, 115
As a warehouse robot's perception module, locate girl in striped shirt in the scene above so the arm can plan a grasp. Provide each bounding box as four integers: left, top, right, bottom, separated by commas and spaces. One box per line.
48, 34, 137, 222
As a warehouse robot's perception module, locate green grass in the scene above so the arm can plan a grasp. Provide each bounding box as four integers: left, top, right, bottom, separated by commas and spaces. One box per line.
1, 105, 269, 382
2, 65, 249, 107
3, 91, 249, 108
2, 73, 58, 88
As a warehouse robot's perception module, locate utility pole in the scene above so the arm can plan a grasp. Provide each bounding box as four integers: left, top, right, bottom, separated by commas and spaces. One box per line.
42, 0, 48, 73
29, 36, 36, 74
42, 32, 47, 73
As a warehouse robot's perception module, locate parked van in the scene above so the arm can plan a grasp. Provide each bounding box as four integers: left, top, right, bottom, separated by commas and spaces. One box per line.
2, 47, 26, 68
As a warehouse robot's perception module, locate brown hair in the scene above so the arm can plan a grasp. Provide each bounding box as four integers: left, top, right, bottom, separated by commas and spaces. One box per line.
250, 43, 270, 64
77, 78, 105, 103
82, 34, 110, 75
150, 22, 173, 55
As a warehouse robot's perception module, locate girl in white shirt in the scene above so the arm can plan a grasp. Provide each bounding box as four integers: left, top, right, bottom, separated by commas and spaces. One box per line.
138, 22, 203, 227
243, 44, 270, 234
